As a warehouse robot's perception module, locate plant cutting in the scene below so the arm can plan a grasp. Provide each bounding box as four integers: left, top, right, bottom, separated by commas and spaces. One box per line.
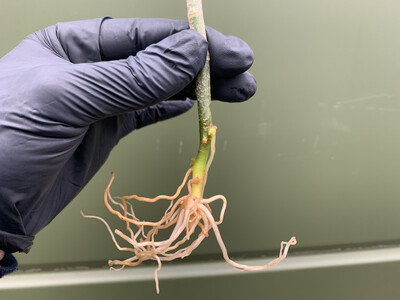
82, 0, 296, 294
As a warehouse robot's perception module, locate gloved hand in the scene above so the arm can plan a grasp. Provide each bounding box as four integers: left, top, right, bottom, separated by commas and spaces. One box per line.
0, 17, 256, 255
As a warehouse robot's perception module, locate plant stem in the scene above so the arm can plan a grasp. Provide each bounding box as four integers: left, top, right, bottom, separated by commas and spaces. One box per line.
186, 0, 215, 198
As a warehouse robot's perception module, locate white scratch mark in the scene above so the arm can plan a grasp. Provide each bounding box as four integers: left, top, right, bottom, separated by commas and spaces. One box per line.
222, 139, 228, 152
178, 140, 183, 154
333, 94, 392, 109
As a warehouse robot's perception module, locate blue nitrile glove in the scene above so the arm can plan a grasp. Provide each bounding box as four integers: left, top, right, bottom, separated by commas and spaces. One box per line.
0, 253, 18, 278
0, 17, 256, 255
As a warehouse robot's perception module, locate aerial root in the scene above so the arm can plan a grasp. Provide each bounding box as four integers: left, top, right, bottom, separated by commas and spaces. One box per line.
82, 167, 296, 293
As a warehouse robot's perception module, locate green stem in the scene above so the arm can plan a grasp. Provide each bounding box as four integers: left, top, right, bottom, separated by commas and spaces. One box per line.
186, 0, 215, 198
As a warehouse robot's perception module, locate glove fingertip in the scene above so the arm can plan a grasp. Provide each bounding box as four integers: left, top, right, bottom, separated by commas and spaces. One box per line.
212, 72, 257, 102
207, 27, 255, 76
125, 29, 207, 109
0, 253, 18, 278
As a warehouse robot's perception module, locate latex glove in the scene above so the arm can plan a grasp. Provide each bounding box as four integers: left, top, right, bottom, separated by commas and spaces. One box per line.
0, 18, 256, 254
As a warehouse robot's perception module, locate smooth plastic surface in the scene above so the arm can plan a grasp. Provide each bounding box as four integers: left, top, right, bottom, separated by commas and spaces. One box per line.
2, 246, 400, 299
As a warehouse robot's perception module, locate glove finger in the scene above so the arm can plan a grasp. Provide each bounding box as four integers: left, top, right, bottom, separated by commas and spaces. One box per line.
100, 18, 254, 76
0, 253, 18, 278
171, 71, 257, 102
211, 72, 257, 102
36, 30, 206, 127
100, 18, 187, 60
35, 18, 187, 63
206, 26, 254, 77
119, 99, 195, 139
37, 18, 253, 76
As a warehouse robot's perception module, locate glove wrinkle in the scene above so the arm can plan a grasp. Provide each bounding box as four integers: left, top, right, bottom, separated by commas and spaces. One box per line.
54, 18, 105, 63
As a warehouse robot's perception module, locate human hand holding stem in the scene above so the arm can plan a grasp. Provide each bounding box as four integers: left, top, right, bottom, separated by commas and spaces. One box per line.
82, 0, 296, 294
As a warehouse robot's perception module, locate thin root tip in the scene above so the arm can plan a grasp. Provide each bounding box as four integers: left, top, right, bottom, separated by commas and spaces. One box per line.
288, 236, 297, 245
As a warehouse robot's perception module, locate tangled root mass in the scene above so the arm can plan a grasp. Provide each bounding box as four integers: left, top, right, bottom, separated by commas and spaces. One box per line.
82, 168, 296, 294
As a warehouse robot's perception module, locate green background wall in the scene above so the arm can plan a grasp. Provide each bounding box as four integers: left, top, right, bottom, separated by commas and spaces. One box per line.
1, 0, 400, 299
